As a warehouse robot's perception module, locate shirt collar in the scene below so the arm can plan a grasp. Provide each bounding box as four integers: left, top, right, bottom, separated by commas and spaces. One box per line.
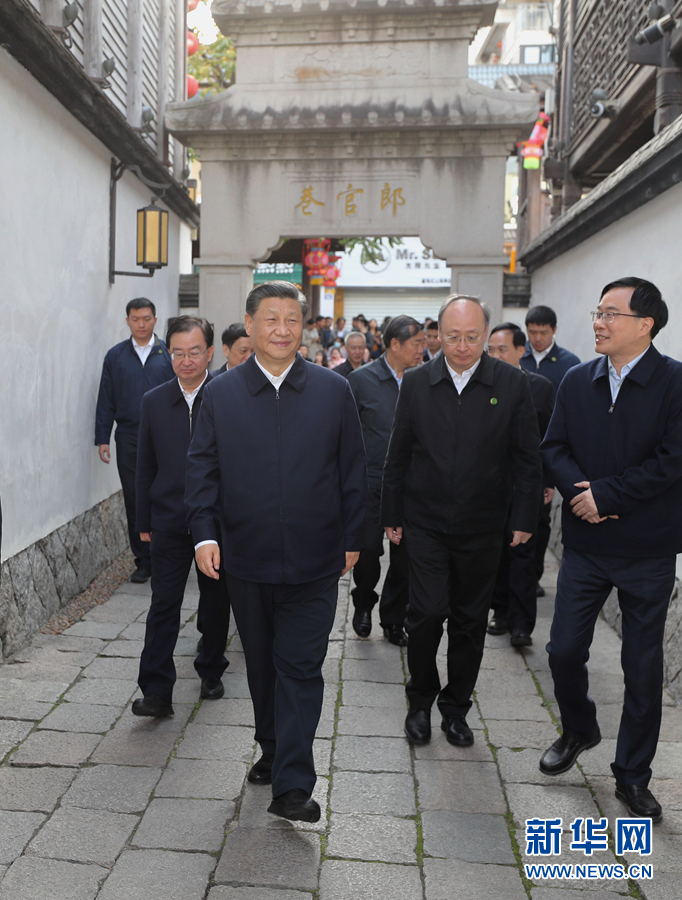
253, 354, 296, 389
445, 356, 481, 382
179, 370, 209, 401
132, 335, 155, 351
531, 339, 555, 363
608, 346, 650, 382
383, 356, 403, 387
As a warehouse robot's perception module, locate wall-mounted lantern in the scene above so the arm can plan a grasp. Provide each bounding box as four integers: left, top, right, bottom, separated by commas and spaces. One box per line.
109, 159, 171, 283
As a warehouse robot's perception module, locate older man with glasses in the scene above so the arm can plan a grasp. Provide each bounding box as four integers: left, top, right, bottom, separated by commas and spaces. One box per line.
382, 295, 541, 749
539, 277, 682, 824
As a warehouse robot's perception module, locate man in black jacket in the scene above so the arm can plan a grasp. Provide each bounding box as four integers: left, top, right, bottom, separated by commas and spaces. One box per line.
539, 277, 682, 823
382, 296, 541, 749
133, 317, 230, 718
348, 315, 425, 645
487, 323, 554, 646
334, 331, 368, 378
215, 322, 252, 374
95, 298, 174, 583
186, 282, 367, 823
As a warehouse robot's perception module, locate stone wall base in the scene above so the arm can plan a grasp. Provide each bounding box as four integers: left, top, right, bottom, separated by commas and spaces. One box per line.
548, 492, 682, 704
0, 493, 128, 658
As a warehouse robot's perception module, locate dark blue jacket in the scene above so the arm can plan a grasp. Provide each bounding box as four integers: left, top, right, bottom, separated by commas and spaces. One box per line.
520, 342, 580, 391
185, 354, 368, 584
348, 355, 399, 485
95, 336, 174, 444
541, 345, 682, 558
135, 372, 213, 535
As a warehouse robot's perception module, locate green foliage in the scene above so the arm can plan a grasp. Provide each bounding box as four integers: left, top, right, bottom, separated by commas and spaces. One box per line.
338, 236, 403, 266
188, 34, 236, 96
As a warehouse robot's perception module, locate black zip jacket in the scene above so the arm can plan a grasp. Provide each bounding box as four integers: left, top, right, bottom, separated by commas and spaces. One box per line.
381, 352, 542, 535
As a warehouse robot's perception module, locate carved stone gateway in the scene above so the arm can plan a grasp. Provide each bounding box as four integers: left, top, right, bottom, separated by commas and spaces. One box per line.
166, 0, 539, 324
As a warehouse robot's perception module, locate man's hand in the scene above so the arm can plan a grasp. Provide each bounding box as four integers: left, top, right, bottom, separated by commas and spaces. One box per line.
543, 487, 555, 506
510, 531, 532, 546
342, 551, 360, 576
196, 544, 221, 580
140, 532, 151, 542
98, 444, 110, 464
570, 481, 619, 524
384, 526, 403, 546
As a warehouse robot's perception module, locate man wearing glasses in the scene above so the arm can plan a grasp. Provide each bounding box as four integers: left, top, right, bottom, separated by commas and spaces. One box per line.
382, 295, 541, 748
539, 277, 682, 823
133, 316, 230, 717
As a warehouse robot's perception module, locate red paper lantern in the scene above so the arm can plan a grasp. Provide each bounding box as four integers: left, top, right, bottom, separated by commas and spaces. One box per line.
188, 0, 199, 10
187, 74, 199, 98
187, 31, 199, 56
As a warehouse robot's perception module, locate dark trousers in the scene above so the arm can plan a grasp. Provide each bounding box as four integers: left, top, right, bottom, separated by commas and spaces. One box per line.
115, 432, 150, 568
548, 547, 675, 786
225, 572, 338, 797
351, 483, 409, 626
138, 531, 230, 701
535, 497, 552, 582
404, 523, 504, 717
492, 526, 538, 634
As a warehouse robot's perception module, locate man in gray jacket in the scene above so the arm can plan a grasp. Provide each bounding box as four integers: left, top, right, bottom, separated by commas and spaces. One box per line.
348, 316, 425, 645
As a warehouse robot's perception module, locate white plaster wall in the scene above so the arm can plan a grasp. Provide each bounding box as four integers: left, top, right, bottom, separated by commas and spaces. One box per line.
527, 183, 682, 366
0, 48, 185, 561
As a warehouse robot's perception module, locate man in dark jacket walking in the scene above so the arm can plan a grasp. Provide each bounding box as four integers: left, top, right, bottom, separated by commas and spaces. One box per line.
382, 296, 541, 749
539, 277, 682, 823
95, 298, 173, 582
133, 316, 230, 718
347, 315, 424, 645
186, 281, 367, 823
487, 323, 554, 646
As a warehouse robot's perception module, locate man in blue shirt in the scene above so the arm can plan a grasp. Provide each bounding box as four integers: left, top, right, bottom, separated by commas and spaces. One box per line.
539, 277, 682, 824
95, 299, 174, 583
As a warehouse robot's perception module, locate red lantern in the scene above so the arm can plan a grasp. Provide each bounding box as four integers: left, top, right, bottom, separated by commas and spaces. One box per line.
188, 0, 199, 10
187, 74, 199, 98
303, 238, 331, 284
187, 31, 199, 56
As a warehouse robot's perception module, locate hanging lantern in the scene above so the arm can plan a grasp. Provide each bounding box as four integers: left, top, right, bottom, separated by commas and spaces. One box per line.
188, 0, 199, 10
187, 31, 199, 55
323, 255, 341, 287
136, 199, 169, 271
303, 238, 331, 285
521, 112, 550, 170
187, 74, 199, 98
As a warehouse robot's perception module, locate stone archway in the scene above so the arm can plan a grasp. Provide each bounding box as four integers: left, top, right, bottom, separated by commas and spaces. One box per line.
166, 0, 538, 326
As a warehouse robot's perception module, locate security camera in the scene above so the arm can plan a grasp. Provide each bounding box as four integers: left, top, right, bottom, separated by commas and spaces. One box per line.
634, 13, 676, 45
589, 89, 619, 119
590, 101, 619, 119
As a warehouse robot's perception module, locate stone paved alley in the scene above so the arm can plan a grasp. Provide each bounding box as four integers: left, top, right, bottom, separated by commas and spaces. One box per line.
0, 553, 680, 900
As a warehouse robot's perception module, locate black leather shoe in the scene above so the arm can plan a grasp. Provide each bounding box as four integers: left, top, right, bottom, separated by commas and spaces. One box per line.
248, 753, 275, 785
615, 783, 662, 823
441, 715, 474, 747
200, 677, 224, 700
268, 789, 321, 822
196, 637, 203, 652
536, 585, 546, 598
539, 729, 601, 775
404, 709, 431, 745
486, 615, 508, 635
132, 695, 174, 717
130, 566, 151, 584
352, 610, 372, 638
382, 624, 407, 646
510, 631, 533, 647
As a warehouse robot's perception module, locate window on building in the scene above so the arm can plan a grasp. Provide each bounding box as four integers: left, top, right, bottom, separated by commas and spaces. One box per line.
521, 45, 556, 65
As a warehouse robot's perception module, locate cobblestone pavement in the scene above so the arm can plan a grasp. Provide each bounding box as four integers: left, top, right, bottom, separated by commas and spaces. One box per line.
0, 552, 680, 900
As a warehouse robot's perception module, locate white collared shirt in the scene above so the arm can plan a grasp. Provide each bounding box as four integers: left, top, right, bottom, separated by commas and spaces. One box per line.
445, 357, 481, 394
531, 339, 555, 367
132, 335, 155, 365
608, 346, 649, 402
179, 371, 209, 410
254, 354, 296, 391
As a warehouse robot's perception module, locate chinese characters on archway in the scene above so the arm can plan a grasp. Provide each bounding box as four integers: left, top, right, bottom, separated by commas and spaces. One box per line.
294, 182, 406, 217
